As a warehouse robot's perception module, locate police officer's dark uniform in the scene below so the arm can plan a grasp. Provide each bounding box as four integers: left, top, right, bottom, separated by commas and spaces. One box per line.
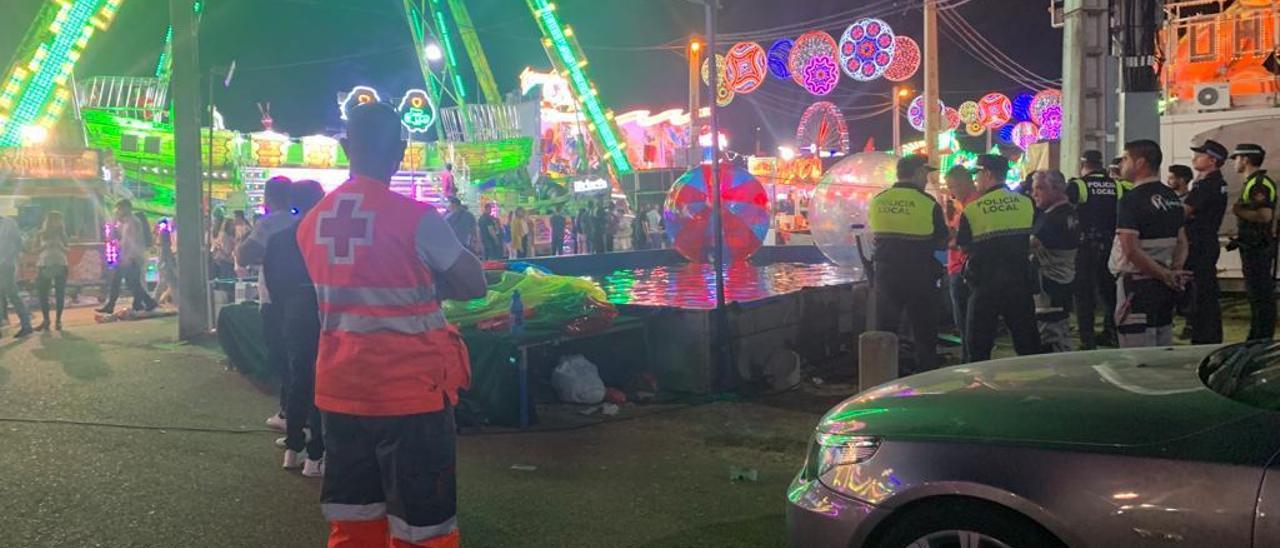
1231, 143, 1278, 341
868, 154, 949, 373
1067, 151, 1128, 349
957, 155, 1041, 361
1183, 140, 1230, 343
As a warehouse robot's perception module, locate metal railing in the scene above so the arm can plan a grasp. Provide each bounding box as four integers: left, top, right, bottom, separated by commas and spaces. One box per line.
75, 76, 169, 121
439, 103, 523, 143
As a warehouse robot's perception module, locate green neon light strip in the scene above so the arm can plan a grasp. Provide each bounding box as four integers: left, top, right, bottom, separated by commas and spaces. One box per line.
527, 0, 632, 174
429, 1, 465, 102
154, 25, 173, 79
444, 0, 501, 104
0, 0, 106, 146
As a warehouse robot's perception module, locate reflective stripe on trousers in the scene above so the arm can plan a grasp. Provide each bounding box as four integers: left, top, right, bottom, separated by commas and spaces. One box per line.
321, 310, 448, 334
389, 515, 459, 544
323, 502, 387, 521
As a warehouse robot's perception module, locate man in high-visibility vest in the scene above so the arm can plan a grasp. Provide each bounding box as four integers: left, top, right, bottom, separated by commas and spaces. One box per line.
956, 155, 1041, 361
298, 102, 487, 548
1229, 143, 1277, 340
1066, 150, 1122, 349
868, 154, 948, 373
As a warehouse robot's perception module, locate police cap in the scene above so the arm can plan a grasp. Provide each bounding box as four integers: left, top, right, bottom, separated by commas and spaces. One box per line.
1190, 139, 1228, 162
897, 154, 937, 178
1080, 150, 1104, 164
1230, 143, 1267, 163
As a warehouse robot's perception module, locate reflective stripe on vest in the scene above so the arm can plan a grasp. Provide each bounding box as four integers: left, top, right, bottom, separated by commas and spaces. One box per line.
869, 186, 935, 239
315, 285, 436, 307
964, 189, 1034, 242
1070, 178, 1088, 204
1242, 173, 1277, 204
322, 309, 449, 334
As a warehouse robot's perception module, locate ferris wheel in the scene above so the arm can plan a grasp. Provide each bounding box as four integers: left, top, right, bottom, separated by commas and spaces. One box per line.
795, 101, 850, 157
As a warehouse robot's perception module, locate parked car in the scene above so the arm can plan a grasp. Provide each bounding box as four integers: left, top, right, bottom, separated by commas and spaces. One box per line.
787, 342, 1280, 547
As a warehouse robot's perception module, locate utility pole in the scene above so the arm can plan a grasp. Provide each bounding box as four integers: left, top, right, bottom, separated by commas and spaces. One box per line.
923, 0, 940, 170
1060, 0, 1110, 171
687, 36, 702, 168
170, 0, 209, 340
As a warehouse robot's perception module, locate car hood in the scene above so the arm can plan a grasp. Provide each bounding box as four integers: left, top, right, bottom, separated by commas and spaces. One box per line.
820, 346, 1264, 448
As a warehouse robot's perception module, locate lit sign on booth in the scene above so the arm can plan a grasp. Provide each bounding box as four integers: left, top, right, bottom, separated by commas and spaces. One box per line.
573, 178, 609, 193
748, 156, 824, 185
0, 150, 99, 180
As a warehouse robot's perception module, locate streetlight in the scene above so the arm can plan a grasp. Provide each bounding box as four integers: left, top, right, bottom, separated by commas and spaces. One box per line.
20, 124, 48, 146
425, 42, 443, 63
892, 85, 912, 156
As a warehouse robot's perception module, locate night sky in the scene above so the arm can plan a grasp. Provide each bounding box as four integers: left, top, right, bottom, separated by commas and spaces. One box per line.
1, 0, 1062, 154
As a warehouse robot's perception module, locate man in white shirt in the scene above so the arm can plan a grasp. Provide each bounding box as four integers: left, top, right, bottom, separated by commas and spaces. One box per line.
97, 199, 157, 314
236, 176, 298, 434
0, 208, 33, 338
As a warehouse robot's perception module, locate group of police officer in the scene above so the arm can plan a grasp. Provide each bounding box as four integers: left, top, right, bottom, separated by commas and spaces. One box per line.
868, 139, 1277, 373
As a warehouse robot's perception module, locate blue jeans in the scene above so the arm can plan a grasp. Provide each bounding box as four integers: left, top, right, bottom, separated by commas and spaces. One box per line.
0, 264, 31, 329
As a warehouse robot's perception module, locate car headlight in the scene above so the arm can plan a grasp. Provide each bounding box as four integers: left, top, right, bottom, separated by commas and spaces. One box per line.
802, 434, 887, 499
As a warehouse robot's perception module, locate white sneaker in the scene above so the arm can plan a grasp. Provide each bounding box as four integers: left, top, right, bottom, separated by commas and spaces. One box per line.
265, 413, 287, 432
302, 458, 325, 478
275, 436, 287, 449
282, 449, 304, 470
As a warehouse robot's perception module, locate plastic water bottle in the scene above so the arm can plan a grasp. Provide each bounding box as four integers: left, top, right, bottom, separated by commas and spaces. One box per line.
510, 290, 524, 336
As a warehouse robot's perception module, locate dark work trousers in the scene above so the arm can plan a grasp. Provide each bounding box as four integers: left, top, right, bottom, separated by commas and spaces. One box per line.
119, 260, 156, 311
100, 265, 123, 310
1186, 241, 1222, 344
1075, 238, 1118, 349
949, 274, 970, 362
261, 302, 290, 415
1241, 247, 1277, 341
321, 407, 459, 546
283, 294, 323, 459
1036, 277, 1075, 353
873, 264, 941, 374
1116, 275, 1177, 347
966, 280, 1041, 362
36, 265, 68, 325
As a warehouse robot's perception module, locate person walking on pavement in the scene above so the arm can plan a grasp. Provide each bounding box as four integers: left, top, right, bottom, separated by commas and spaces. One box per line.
1030, 170, 1080, 352
1067, 150, 1123, 349
957, 154, 1041, 362
297, 102, 486, 547
550, 204, 568, 256
236, 177, 297, 434
868, 154, 949, 373
265, 180, 328, 477
0, 206, 33, 338
34, 211, 69, 331
97, 200, 157, 314
1182, 140, 1230, 344
1230, 143, 1278, 341
1111, 140, 1189, 348
943, 165, 978, 348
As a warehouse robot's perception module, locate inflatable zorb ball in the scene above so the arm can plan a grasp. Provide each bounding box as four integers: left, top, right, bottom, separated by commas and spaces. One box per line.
664, 163, 770, 263
810, 152, 897, 268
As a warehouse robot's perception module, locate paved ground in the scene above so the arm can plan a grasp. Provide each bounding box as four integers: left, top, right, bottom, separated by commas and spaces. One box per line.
0, 307, 829, 548
0, 295, 1262, 547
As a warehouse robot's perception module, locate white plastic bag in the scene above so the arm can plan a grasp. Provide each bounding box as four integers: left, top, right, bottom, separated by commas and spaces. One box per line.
551, 354, 605, 404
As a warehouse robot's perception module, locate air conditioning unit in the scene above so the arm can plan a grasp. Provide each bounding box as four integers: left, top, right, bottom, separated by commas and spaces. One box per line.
1195, 83, 1231, 112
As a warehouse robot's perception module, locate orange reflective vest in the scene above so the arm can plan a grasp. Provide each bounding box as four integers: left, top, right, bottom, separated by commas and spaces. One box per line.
298, 176, 470, 416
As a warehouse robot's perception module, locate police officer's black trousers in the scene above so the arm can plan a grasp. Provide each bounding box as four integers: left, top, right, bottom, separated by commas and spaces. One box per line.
1075, 238, 1117, 348
966, 283, 1040, 362
873, 266, 941, 373
1242, 248, 1277, 341
1186, 242, 1222, 344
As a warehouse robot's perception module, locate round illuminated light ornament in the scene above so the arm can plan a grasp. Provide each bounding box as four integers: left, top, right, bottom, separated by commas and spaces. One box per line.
701, 54, 728, 86
1011, 92, 1035, 123
883, 36, 920, 82
1012, 121, 1040, 150
965, 121, 986, 137
958, 100, 980, 124
340, 85, 381, 120
1037, 104, 1063, 140
839, 18, 896, 81
908, 94, 945, 132
944, 106, 962, 131
978, 92, 1012, 129
789, 31, 839, 86
997, 123, 1017, 143
716, 81, 735, 107
801, 54, 840, 96
724, 42, 768, 94
397, 89, 436, 134
1031, 89, 1062, 126
767, 39, 794, 80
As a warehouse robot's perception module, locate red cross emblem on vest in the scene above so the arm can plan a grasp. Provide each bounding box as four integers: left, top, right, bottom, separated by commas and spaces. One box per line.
316, 194, 374, 265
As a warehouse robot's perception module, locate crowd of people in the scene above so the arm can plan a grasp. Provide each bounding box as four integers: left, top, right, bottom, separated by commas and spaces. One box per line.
445, 196, 666, 261
870, 138, 1276, 374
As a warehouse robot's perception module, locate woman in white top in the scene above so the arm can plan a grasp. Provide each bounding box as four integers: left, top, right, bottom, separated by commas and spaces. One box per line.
35, 211, 69, 331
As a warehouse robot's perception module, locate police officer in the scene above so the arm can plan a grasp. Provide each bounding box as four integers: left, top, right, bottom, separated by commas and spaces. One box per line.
957, 154, 1041, 361
1067, 150, 1122, 349
1230, 143, 1277, 341
1111, 140, 1189, 348
1183, 140, 1230, 343
868, 154, 949, 373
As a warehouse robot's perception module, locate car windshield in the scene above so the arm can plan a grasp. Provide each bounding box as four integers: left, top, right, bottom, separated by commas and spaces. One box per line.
1200, 341, 1280, 411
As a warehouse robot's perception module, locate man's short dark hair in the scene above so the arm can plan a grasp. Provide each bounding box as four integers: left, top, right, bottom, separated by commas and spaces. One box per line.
264, 176, 291, 207
289, 180, 326, 214
448, 196, 462, 206
344, 102, 405, 178
1168, 164, 1194, 183
1124, 139, 1163, 171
